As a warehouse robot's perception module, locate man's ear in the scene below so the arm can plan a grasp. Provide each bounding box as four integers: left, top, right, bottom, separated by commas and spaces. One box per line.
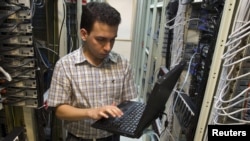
80, 28, 88, 41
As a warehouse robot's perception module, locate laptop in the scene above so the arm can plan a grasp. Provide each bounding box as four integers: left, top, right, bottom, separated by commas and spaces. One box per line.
91, 61, 186, 138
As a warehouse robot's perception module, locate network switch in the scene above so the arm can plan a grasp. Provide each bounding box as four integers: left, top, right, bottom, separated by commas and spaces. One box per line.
7, 78, 37, 88
1, 35, 33, 45
1, 57, 36, 68
0, 46, 34, 57
0, 23, 32, 33
5, 88, 37, 98
6, 98, 38, 107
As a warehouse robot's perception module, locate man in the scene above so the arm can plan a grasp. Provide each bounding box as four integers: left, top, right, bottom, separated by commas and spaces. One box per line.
47, 2, 137, 141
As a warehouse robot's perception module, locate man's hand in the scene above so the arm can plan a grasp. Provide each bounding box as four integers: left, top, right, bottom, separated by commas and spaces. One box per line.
89, 104, 123, 120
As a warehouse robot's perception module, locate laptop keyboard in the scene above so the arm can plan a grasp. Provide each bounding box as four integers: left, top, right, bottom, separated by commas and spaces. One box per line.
94, 101, 146, 133
114, 102, 146, 132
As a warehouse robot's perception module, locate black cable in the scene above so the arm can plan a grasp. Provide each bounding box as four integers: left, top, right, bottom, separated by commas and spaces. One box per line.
3, 87, 28, 96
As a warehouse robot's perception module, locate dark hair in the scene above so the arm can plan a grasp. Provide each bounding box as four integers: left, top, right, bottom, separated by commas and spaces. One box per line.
81, 2, 121, 33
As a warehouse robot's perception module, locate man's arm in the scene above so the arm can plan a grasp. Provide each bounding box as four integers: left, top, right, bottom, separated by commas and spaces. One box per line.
55, 103, 123, 121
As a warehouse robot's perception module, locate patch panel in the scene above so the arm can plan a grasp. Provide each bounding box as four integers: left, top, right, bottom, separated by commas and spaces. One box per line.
7, 68, 36, 78
5, 88, 37, 98
0, 46, 34, 57
7, 78, 37, 88
0, 68, 36, 80
1, 35, 33, 45
0, 23, 32, 33
6, 98, 38, 107
174, 92, 197, 128
1, 57, 35, 68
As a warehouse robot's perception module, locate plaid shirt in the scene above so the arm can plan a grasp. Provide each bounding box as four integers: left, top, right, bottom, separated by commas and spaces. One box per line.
48, 47, 137, 139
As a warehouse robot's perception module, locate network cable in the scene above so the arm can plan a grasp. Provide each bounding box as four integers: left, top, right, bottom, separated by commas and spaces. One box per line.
0, 66, 12, 81
210, 0, 250, 126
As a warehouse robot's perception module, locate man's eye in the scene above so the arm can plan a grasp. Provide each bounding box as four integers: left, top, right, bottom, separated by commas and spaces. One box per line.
97, 38, 105, 42
96, 38, 115, 43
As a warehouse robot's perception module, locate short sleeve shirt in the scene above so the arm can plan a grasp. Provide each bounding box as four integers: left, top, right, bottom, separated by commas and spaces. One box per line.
47, 47, 137, 139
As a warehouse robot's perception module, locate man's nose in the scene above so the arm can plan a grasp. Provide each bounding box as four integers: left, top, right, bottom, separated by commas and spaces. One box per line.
104, 41, 112, 51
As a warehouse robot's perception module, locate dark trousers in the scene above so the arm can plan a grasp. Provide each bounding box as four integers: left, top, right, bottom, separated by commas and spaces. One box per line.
66, 133, 120, 141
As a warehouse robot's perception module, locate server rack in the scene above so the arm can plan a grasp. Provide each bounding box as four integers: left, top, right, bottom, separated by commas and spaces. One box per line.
130, 0, 250, 141
0, 0, 59, 140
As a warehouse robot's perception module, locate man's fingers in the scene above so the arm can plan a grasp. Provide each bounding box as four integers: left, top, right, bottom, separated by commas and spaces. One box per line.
106, 107, 123, 118
98, 106, 124, 119
99, 111, 109, 118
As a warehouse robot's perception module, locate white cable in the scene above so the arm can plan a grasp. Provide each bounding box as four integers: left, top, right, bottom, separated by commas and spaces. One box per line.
0, 66, 12, 81
165, 18, 201, 29
211, 0, 250, 126
214, 105, 250, 123
165, 11, 185, 25
224, 30, 250, 47
170, 0, 187, 66
143, 129, 160, 141
228, 20, 250, 39
222, 42, 249, 59
160, 127, 176, 141
212, 114, 248, 125
215, 93, 250, 110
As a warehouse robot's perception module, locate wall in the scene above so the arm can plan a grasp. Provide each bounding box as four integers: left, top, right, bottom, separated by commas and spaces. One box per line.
107, 0, 136, 61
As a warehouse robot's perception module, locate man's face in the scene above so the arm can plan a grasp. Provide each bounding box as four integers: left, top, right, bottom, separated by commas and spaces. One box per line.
81, 21, 118, 60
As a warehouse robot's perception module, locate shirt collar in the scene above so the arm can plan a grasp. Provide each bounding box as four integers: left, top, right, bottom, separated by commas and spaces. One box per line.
75, 47, 118, 65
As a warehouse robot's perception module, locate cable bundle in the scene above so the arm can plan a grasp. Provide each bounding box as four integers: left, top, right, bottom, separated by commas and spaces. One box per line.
212, 0, 250, 125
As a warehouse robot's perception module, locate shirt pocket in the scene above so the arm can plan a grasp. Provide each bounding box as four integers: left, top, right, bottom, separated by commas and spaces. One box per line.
102, 76, 124, 104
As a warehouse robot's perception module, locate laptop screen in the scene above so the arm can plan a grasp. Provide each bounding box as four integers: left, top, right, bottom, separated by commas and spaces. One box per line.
136, 61, 186, 133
